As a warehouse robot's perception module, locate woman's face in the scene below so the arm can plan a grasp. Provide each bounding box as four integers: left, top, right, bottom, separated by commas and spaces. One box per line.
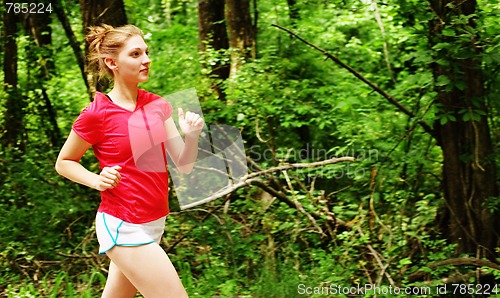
113, 35, 151, 84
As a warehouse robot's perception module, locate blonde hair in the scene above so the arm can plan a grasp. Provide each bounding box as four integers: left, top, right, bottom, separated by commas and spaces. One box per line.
85, 24, 144, 78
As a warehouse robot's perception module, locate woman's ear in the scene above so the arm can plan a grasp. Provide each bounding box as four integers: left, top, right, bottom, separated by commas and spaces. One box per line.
104, 57, 118, 71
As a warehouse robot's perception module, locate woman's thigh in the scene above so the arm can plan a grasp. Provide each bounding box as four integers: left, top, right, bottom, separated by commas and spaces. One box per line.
101, 261, 137, 298
106, 243, 188, 298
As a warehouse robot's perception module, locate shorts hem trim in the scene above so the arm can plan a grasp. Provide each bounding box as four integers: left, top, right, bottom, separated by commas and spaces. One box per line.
98, 240, 156, 255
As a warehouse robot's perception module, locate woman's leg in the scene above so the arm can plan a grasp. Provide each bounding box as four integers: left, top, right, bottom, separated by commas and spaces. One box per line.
101, 261, 137, 298
105, 243, 188, 298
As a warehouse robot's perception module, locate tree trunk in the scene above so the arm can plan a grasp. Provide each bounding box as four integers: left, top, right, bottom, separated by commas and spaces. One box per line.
79, 0, 128, 98
225, 0, 256, 77
79, 0, 128, 35
2, 4, 24, 150
21, 9, 62, 148
197, 0, 230, 100
54, 0, 88, 91
429, 0, 499, 260
286, 0, 300, 25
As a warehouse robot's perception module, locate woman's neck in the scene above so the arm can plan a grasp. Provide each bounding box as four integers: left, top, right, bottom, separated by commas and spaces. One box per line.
108, 81, 139, 111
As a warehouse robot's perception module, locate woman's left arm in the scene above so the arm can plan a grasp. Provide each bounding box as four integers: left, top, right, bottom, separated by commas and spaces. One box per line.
164, 108, 204, 173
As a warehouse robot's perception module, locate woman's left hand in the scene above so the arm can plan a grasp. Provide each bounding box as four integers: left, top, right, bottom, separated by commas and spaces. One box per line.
178, 108, 204, 138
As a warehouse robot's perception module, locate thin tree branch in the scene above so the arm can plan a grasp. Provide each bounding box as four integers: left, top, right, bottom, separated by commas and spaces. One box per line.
244, 156, 355, 180
184, 157, 354, 209
371, 1, 395, 83
355, 226, 396, 288
181, 177, 261, 209
271, 24, 436, 138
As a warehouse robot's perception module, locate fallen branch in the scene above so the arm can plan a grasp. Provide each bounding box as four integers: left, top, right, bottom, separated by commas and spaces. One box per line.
355, 226, 396, 288
421, 269, 489, 285
183, 156, 355, 209
408, 257, 500, 282
167, 156, 356, 252
203, 156, 356, 233
271, 24, 435, 138
244, 156, 355, 180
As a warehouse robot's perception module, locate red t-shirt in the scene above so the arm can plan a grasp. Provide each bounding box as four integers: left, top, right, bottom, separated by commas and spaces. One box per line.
73, 89, 173, 223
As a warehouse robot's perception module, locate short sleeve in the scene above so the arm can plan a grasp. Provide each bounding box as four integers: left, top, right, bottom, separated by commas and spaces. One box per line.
161, 98, 173, 121
72, 103, 103, 145
138, 89, 173, 122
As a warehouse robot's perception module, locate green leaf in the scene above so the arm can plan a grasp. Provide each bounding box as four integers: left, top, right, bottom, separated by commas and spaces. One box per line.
440, 117, 448, 125
399, 258, 412, 267
435, 58, 450, 66
455, 81, 467, 91
432, 42, 451, 51
442, 28, 456, 37
435, 75, 450, 86
472, 113, 481, 121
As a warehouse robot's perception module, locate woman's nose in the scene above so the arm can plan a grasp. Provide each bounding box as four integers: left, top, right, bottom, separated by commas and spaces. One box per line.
143, 53, 151, 65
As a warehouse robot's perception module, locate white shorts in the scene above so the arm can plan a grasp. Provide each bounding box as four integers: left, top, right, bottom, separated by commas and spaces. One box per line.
95, 212, 166, 254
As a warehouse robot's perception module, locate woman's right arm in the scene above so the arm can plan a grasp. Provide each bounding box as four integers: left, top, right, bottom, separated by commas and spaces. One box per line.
55, 130, 121, 191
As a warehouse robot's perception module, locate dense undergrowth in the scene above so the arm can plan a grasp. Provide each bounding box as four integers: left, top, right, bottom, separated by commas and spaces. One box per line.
2, 0, 500, 297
